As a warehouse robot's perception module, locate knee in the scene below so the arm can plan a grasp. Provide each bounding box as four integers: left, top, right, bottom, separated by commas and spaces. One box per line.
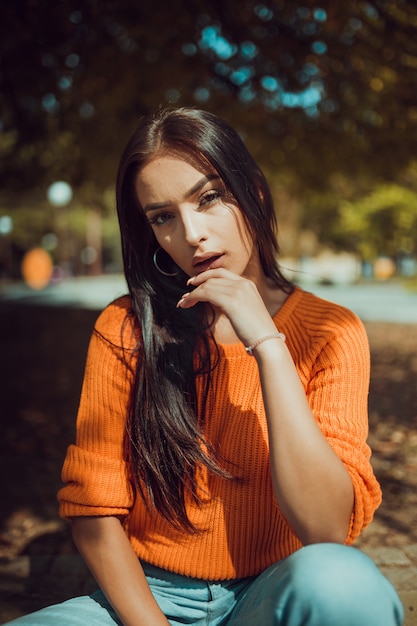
284, 543, 403, 625
289, 544, 374, 592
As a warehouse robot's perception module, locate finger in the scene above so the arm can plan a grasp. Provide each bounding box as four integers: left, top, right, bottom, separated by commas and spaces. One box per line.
176, 292, 202, 309
187, 268, 240, 287
177, 281, 229, 309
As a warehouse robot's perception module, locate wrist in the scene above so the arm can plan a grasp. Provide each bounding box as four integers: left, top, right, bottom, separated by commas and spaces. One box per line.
245, 332, 286, 356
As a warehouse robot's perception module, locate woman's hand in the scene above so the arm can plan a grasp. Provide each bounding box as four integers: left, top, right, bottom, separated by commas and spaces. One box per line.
176, 268, 277, 347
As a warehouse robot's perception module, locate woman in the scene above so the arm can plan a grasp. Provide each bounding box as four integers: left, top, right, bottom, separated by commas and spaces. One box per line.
7, 107, 404, 625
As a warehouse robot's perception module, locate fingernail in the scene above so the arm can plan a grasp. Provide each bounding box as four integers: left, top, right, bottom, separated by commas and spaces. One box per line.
176, 293, 189, 308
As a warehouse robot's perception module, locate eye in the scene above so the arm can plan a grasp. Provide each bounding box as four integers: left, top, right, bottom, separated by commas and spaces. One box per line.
147, 212, 173, 226
199, 188, 223, 207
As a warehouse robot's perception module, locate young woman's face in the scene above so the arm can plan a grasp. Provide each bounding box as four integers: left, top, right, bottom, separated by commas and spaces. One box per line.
135, 154, 260, 279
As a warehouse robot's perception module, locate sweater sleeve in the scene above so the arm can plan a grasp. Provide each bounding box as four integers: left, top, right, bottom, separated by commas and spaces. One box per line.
296, 303, 382, 543
58, 297, 136, 519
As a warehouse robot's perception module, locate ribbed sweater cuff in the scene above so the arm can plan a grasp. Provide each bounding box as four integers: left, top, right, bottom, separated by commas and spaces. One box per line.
58, 444, 133, 518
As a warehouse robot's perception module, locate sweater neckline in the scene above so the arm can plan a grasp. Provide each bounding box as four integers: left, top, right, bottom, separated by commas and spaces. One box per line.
215, 286, 304, 357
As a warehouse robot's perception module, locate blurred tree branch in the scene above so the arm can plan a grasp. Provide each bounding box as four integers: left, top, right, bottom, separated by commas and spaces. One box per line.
1, 0, 417, 235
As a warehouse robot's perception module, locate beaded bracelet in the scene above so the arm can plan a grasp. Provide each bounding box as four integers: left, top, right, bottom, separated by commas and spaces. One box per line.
245, 331, 286, 356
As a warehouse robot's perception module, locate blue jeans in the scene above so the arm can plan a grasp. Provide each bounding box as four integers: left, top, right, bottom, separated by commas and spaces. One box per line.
3, 544, 404, 625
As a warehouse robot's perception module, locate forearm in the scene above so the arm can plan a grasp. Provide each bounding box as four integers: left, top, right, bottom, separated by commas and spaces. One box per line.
71, 516, 169, 626
254, 339, 354, 545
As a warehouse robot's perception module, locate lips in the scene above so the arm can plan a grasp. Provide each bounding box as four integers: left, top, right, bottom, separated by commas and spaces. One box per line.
192, 254, 223, 273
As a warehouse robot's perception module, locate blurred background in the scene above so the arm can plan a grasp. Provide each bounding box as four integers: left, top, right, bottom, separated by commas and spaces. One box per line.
0, 0, 417, 621
1, 0, 417, 283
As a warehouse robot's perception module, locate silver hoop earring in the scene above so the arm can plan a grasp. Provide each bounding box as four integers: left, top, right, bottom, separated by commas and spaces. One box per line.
153, 247, 181, 277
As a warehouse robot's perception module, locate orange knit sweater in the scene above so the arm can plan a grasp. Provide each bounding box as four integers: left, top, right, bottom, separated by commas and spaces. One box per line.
58, 286, 381, 580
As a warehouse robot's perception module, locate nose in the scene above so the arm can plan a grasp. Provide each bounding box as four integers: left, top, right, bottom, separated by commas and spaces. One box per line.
181, 208, 207, 246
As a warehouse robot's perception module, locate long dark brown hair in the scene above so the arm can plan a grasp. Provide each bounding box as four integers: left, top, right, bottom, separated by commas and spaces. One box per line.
115, 106, 293, 531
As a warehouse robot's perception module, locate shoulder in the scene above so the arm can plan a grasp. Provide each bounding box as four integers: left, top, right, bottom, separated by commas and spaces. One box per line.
93, 295, 138, 347
300, 288, 363, 329
284, 286, 366, 336
279, 287, 369, 366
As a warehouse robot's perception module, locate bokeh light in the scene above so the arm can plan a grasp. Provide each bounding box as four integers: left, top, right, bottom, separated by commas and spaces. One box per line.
21, 248, 53, 290
47, 181, 73, 207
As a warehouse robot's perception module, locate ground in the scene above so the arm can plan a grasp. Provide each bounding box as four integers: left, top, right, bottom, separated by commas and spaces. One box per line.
355, 321, 417, 550
0, 302, 416, 614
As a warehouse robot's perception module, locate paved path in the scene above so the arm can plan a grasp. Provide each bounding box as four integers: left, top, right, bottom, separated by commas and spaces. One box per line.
359, 545, 417, 625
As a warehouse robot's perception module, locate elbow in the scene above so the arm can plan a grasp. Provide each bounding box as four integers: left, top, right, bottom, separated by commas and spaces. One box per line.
295, 513, 351, 546
70, 515, 108, 550
302, 530, 347, 546
299, 519, 350, 546
70, 516, 91, 551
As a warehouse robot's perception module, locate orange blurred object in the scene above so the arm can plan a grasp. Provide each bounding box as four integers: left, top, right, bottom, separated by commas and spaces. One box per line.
374, 256, 396, 280
21, 248, 53, 290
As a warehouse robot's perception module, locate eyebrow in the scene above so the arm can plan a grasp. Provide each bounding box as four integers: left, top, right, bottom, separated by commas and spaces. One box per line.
142, 174, 220, 214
